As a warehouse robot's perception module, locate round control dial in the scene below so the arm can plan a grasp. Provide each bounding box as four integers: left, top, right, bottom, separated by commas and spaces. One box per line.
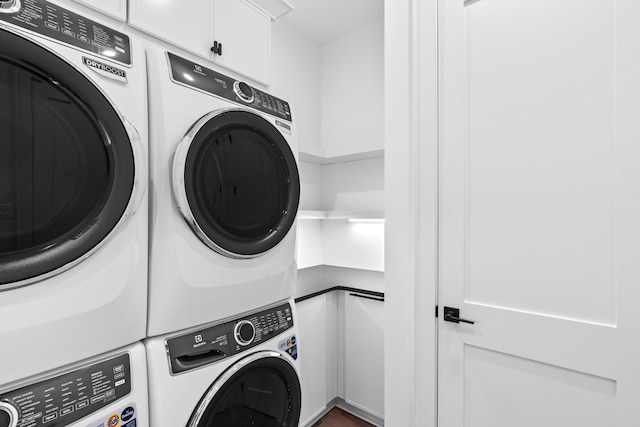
0, 400, 18, 427
233, 81, 255, 104
234, 320, 255, 346
0, 0, 21, 13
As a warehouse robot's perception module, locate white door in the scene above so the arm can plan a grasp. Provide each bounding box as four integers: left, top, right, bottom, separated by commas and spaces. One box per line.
438, 0, 640, 424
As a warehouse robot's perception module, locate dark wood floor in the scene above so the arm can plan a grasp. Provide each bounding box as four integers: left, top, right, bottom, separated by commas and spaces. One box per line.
311, 407, 374, 427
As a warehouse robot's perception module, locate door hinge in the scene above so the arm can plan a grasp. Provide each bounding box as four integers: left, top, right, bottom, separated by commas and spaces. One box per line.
435, 305, 438, 318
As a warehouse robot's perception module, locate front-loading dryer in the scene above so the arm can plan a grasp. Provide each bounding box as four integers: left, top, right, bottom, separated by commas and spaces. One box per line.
0, 342, 149, 427
146, 299, 301, 427
0, 0, 147, 385
146, 46, 300, 336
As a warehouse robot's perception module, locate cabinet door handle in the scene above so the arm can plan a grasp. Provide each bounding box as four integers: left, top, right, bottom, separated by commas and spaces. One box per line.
211, 41, 222, 55
349, 293, 384, 302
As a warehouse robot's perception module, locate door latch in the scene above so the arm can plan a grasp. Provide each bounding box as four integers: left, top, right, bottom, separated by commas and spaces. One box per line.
443, 307, 475, 324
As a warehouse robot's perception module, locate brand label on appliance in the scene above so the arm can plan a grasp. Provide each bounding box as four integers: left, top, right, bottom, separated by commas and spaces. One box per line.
279, 334, 298, 360
86, 403, 137, 427
275, 120, 292, 135
83, 57, 127, 83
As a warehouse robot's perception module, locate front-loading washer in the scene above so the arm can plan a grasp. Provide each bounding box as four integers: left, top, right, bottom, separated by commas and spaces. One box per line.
0, 0, 147, 385
0, 342, 149, 427
146, 299, 301, 427
146, 45, 300, 337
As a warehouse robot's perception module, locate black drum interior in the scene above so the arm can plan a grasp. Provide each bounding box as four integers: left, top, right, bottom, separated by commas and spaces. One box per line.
191, 355, 301, 427
183, 110, 299, 257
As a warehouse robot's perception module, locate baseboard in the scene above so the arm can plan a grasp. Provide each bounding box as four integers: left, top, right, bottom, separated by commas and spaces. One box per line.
303, 397, 384, 426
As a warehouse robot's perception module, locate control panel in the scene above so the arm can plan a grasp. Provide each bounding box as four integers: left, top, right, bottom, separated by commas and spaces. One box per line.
0, 0, 131, 65
167, 52, 292, 122
0, 353, 131, 427
166, 302, 295, 374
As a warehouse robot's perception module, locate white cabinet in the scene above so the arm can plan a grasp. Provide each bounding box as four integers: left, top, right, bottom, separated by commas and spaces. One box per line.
70, 0, 126, 21
129, 0, 271, 84
296, 291, 383, 425
297, 294, 337, 426
297, 296, 326, 425
344, 292, 384, 419
212, 0, 271, 84
129, 0, 211, 58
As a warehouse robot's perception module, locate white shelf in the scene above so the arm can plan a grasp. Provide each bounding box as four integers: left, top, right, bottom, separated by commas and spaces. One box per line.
297, 211, 385, 272
299, 149, 385, 165
298, 210, 385, 221
298, 210, 327, 220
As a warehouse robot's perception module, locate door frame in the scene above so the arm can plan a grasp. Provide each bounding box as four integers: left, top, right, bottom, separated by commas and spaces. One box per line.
384, 0, 439, 425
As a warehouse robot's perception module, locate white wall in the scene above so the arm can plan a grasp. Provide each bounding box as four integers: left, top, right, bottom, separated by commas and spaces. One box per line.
321, 157, 384, 211
274, 12, 388, 424
272, 13, 384, 172
271, 21, 322, 154
276, 16, 386, 296
298, 156, 385, 212
271, 19, 385, 213
320, 19, 384, 158
273, 16, 384, 159
298, 161, 323, 210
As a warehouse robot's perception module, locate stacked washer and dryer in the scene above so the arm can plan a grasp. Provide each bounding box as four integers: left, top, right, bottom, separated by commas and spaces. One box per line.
0, 0, 303, 425
144, 44, 303, 426
0, 0, 149, 426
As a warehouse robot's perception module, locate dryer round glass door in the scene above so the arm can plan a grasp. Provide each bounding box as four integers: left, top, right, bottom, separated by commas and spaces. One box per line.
173, 109, 300, 258
188, 351, 301, 427
0, 28, 137, 288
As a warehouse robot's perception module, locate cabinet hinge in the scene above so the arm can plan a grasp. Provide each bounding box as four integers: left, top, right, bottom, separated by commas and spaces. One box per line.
435, 305, 439, 318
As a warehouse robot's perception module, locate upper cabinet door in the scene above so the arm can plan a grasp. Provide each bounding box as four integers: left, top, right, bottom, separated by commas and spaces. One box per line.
129, 0, 271, 84
128, 0, 212, 59
70, 0, 127, 21
212, 0, 271, 84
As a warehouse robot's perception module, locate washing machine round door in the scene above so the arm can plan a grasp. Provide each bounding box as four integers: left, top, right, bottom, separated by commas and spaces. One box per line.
0, 28, 141, 288
173, 109, 300, 258
188, 351, 301, 427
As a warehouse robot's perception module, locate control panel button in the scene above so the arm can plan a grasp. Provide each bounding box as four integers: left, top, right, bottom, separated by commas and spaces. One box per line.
43, 413, 57, 423
234, 320, 255, 346
0, 400, 18, 427
60, 406, 74, 417
0, 0, 20, 13
233, 81, 255, 104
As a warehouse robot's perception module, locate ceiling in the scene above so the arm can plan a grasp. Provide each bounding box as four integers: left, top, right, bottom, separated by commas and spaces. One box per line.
278, 0, 384, 45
